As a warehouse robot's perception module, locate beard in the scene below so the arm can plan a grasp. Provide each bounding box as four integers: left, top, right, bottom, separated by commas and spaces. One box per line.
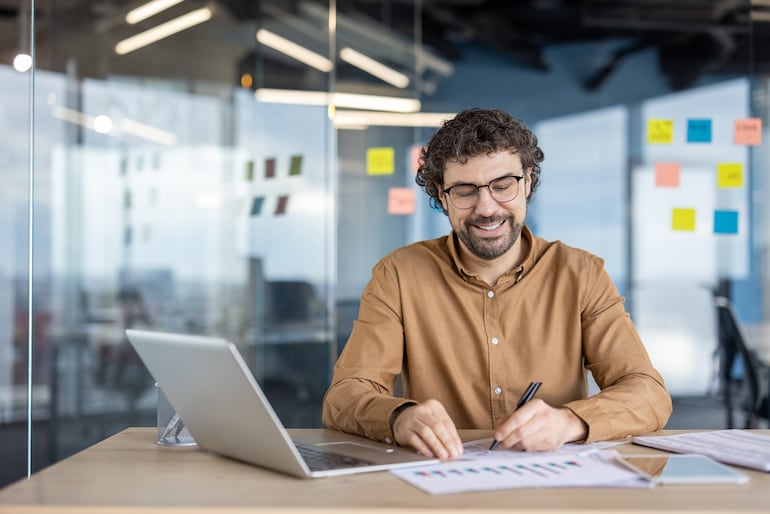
455, 214, 524, 260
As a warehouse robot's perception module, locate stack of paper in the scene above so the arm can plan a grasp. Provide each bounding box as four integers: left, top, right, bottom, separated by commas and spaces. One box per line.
633, 430, 770, 471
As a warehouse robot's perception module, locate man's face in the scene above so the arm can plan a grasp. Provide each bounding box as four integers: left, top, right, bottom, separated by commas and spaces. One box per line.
439, 151, 530, 261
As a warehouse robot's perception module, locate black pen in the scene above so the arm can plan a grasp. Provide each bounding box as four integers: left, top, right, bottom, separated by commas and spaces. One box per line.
489, 381, 542, 451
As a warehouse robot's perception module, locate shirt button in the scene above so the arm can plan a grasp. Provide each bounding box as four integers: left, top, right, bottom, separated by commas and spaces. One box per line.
493, 387, 502, 395
487, 291, 494, 298
491, 337, 499, 345
385, 437, 392, 444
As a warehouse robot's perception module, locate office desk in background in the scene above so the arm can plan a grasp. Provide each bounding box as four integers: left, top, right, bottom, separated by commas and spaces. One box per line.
743, 322, 770, 424
1, 428, 769, 514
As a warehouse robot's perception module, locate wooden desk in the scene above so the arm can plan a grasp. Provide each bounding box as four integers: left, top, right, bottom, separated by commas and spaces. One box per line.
1, 428, 769, 514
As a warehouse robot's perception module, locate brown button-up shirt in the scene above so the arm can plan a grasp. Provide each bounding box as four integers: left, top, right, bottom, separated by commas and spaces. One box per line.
322, 226, 672, 444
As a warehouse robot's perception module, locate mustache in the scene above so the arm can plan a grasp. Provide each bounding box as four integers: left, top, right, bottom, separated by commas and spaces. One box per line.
467, 216, 509, 225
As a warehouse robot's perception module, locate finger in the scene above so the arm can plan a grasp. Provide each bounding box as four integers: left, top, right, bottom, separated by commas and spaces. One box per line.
492, 399, 540, 444
396, 401, 462, 459
419, 401, 463, 457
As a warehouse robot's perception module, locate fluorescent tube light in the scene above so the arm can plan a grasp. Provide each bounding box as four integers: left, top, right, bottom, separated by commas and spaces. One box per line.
126, 0, 185, 24
115, 7, 212, 55
254, 89, 329, 105
334, 110, 454, 128
339, 47, 409, 88
254, 88, 420, 113
332, 92, 419, 112
52, 106, 177, 145
256, 29, 333, 72
119, 119, 177, 145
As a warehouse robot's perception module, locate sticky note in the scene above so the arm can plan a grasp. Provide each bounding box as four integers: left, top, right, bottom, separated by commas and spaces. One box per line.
734, 118, 762, 146
250, 196, 264, 217
409, 145, 422, 174
289, 154, 303, 176
388, 188, 416, 215
717, 163, 744, 188
714, 210, 739, 235
245, 160, 255, 181
687, 119, 712, 143
265, 158, 276, 179
655, 162, 681, 187
672, 208, 696, 232
647, 119, 673, 144
367, 147, 395, 175
275, 195, 289, 215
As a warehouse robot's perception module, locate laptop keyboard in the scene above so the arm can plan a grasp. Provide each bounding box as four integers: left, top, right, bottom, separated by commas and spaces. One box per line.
296, 443, 375, 471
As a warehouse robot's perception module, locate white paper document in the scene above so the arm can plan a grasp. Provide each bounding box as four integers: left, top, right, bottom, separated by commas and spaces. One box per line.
390, 438, 646, 495
633, 430, 770, 472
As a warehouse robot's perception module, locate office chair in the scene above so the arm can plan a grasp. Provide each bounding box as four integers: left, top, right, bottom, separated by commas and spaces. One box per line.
714, 296, 770, 428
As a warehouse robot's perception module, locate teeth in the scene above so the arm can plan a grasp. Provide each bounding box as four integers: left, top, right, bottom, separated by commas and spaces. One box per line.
478, 222, 503, 231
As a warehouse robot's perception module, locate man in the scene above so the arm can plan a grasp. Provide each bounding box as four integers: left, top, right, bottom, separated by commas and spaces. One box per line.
323, 108, 672, 460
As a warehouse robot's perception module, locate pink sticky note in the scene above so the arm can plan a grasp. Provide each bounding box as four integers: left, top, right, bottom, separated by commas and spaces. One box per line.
734, 118, 762, 146
655, 162, 681, 187
409, 145, 422, 175
388, 188, 416, 215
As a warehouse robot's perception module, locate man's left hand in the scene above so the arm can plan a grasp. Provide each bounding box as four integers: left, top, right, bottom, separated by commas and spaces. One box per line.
491, 399, 588, 451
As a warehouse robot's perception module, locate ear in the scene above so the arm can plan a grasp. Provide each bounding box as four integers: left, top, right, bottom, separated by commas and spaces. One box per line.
435, 181, 448, 211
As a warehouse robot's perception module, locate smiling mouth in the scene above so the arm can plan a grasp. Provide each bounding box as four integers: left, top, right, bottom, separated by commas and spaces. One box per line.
474, 220, 505, 232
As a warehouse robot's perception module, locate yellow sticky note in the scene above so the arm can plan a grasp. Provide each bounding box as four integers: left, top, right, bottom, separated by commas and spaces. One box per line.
734, 118, 762, 146
367, 147, 395, 175
388, 188, 416, 215
717, 163, 744, 188
647, 119, 674, 144
672, 208, 696, 232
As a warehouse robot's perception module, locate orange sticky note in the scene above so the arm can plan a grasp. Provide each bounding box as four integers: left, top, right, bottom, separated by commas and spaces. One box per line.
367, 147, 395, 175
388, 188, 416, 215
717, 163, 744, 188
647, 119, 674, 144
655, 162, 681, 187
734, 118, 762, 146
672, 208, 696, 232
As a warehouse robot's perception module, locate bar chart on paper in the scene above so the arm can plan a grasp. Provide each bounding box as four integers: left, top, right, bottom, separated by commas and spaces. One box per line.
390, 453, 645, 495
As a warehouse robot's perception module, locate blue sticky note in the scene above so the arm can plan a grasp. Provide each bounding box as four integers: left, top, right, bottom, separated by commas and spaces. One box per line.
714, 210, 738, 234
250, 196, 264, 217
687, 119, 712, 143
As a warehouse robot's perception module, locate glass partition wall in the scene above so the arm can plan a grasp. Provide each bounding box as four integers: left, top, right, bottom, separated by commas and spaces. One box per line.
1, 0, 344, 485
3, 0, 770, 489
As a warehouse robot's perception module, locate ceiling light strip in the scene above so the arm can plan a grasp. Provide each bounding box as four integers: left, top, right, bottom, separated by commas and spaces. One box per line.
340, 47, 410, 88
254, 88, 420, 113
51, 106, 176, 145
126, 0, 185, 24
334, 110, 454, 128
115, 7, 212, 55
256, 29, 333, 72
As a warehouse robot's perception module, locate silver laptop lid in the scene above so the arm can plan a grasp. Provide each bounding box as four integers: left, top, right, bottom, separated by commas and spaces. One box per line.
125, 329, 439, 478
126, 329, 312, 477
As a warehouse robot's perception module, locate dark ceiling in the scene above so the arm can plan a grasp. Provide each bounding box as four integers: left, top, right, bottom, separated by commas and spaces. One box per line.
0, 0, 768, 92
330, 0, 769, 91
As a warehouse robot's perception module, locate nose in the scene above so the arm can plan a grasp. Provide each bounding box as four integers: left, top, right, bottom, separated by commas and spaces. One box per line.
474, 185, 497, 215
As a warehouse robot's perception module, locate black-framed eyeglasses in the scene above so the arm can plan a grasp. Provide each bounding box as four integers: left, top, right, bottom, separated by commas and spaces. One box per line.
442, 174, 525, 210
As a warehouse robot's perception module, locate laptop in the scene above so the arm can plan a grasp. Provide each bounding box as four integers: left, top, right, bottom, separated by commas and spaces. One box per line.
125, 329, 439, 478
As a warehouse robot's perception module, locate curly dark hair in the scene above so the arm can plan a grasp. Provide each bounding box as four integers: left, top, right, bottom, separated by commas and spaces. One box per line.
415, 108, 544, 214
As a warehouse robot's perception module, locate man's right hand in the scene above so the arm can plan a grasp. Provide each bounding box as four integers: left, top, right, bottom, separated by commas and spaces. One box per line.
391, 399, 463, 459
